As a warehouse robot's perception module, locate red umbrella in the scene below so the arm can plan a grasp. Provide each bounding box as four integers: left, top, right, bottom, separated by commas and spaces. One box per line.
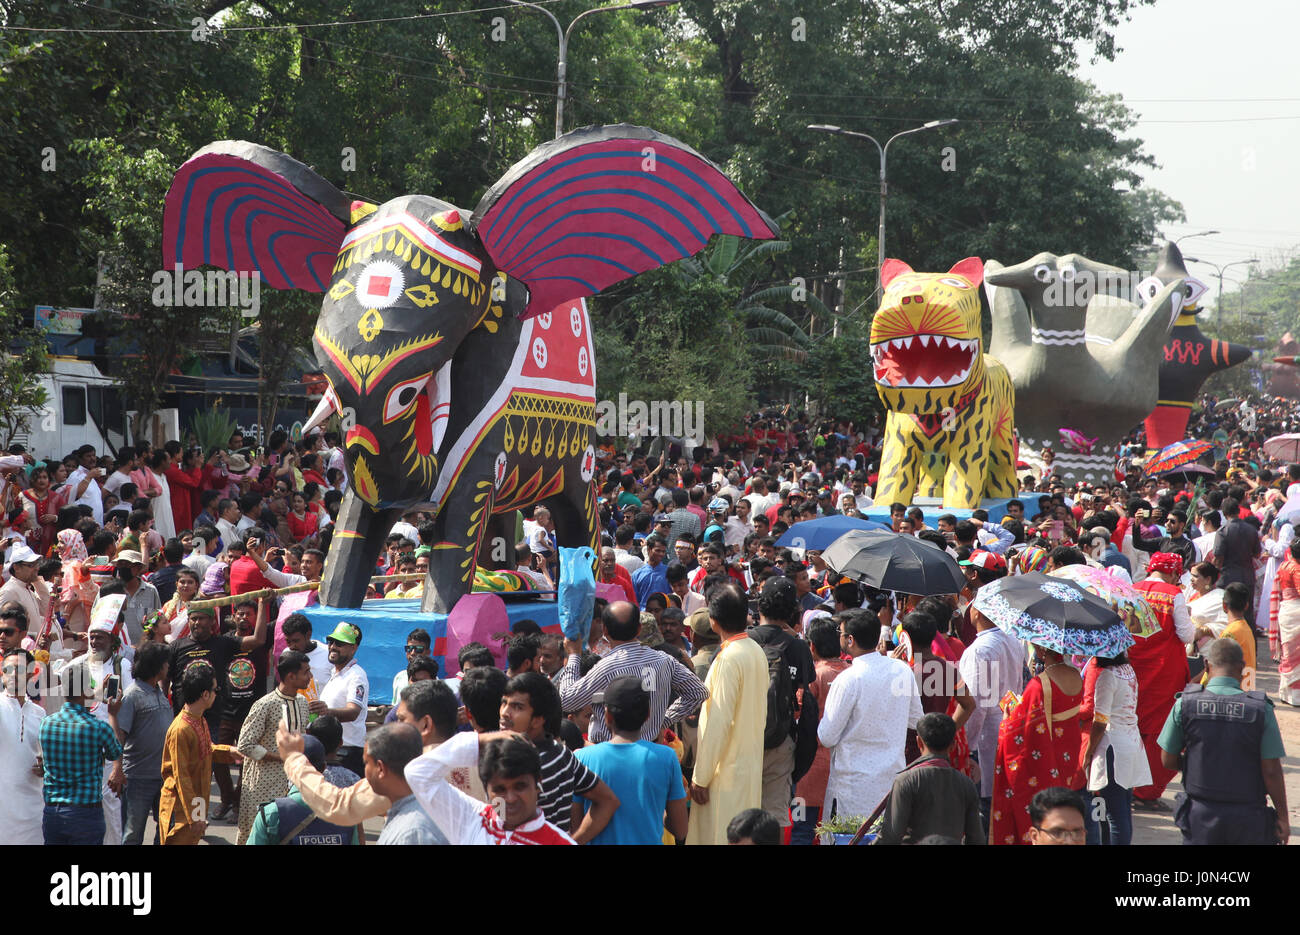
1144, 439, 1214, 476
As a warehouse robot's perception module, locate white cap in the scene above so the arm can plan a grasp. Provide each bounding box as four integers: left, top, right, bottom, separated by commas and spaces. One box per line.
4, 542, 40, 572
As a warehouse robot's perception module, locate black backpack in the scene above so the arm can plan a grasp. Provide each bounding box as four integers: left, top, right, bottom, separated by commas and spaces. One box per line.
761, 642, 794, 750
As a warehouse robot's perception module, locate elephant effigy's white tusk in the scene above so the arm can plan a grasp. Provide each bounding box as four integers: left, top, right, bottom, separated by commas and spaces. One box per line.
303, 387, 339, 434
429, 360, 452, 453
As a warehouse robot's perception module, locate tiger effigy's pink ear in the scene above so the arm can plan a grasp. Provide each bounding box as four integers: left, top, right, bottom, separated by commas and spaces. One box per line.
880, 259, 913, 289
947, 256, 984, 287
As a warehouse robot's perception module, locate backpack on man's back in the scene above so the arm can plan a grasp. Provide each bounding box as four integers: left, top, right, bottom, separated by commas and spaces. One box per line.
761, 642, 794, 749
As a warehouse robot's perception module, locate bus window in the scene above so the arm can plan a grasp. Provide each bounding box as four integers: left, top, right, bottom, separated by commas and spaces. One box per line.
62, 386, 87, 426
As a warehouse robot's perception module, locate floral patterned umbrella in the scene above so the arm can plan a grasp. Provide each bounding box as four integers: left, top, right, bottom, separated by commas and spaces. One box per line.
1143, 439, 1214, 476
1046, 564, 1159, 638
971, 571, 1134, 658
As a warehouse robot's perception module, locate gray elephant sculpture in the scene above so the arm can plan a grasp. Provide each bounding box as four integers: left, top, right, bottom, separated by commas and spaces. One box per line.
985, 252, 1183, 483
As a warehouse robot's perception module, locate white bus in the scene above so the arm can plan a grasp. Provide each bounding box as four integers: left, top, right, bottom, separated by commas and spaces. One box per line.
14, 357, 132, 461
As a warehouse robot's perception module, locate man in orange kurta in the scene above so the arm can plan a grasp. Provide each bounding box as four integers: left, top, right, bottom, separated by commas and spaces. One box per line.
159, 662, 241, 845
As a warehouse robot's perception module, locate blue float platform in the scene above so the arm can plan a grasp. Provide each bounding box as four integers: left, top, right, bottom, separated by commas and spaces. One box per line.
860, 493, 1039, 526
301, 597, 560, 704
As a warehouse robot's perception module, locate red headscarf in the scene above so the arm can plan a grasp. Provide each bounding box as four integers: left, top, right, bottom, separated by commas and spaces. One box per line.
1147, 552, 1183, 578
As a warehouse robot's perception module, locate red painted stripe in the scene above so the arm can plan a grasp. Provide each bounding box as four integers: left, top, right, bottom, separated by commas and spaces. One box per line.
346, 424, 379, 454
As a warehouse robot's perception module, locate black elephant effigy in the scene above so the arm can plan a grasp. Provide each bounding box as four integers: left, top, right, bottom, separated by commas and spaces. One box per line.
1135, 242, 1252, 449
163, 125, 778, 610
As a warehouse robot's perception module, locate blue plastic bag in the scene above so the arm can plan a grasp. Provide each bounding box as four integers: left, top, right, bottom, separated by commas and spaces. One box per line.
557, 545, 596, 643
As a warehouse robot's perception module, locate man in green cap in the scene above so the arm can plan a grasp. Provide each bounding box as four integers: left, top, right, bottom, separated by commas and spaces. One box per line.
311, 622, 368, 776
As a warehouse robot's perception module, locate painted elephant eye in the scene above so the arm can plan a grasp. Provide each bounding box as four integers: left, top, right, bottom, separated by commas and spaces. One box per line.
1058, 264, 1077, 282
384, 373, 432, 423
1033, 264, 1053, 283
357, 260, 405, 310
1135, 275, 1163, 304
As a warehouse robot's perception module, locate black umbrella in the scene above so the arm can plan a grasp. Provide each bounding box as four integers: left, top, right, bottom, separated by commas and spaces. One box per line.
820, 529, 965, 596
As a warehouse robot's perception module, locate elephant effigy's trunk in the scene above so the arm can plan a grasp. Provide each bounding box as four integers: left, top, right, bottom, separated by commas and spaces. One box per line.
319, 492, 400, 608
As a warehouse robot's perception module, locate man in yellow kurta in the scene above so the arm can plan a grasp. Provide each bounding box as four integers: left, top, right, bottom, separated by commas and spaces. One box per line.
159, 662, 241, 845
687, 583, 768, 846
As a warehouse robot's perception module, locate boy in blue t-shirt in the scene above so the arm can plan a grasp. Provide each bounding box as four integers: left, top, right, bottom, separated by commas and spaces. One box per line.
574, 676, 688, 845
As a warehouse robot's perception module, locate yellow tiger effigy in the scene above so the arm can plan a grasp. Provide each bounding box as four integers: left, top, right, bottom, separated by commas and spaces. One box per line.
871, 257, 1018, 509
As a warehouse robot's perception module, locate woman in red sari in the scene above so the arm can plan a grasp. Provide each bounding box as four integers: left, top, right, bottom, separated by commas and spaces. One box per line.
991, 644, 1084, 845
19, 465, 64, 557
1269, 538, 1300, 707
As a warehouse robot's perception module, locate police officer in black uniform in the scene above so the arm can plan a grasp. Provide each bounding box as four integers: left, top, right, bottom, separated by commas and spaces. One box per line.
248, 736, 357, 845
1157, 638, 1290, 845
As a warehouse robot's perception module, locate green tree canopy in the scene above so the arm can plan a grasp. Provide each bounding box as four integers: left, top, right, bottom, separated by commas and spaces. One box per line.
2, 0, 1184, 431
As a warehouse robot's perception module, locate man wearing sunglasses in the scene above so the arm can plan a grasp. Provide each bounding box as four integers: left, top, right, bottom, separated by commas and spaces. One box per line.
312, 623, 368, 777
391, 628, 432, 710
0, 607, 28, 655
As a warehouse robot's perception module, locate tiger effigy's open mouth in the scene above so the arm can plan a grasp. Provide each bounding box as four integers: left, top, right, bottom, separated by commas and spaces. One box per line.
871, 334, 978, 389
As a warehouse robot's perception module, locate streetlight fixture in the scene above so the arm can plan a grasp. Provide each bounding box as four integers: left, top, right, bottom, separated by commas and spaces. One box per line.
1174, 229, 1220, 245
808, 119, 959, 298
506, 0, 678, 139
1185, 256, 1259, 324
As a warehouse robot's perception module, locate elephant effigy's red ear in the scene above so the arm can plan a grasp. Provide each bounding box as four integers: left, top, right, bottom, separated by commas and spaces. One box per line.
880, 259, 913, 289
947, 256, 984, 287
470, 124, 779, 320
163, 141, 358, 292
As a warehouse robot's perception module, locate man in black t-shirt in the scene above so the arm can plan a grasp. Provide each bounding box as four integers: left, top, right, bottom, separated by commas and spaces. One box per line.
1213, 497, 1262, 611
1129, 508, 1198, 574
168, 602, 267, 818
219, 599, 271, 804
748, 577, 820, 831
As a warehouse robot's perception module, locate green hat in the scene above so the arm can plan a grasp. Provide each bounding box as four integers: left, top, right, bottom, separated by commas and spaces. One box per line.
327, 622, 361, 645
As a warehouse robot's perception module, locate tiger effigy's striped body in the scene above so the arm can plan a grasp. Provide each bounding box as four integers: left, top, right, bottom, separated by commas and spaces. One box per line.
870, 258, 1018, 509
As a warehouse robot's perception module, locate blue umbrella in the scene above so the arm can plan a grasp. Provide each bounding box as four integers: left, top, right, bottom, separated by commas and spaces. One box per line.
775, 514, 891, 552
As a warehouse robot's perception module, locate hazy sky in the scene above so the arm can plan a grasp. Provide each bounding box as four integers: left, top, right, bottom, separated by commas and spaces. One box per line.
1077, 0, 1299, 294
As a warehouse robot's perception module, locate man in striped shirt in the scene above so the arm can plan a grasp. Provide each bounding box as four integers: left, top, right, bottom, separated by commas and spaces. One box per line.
555, 601, 708, 744
40, 659, 123, 845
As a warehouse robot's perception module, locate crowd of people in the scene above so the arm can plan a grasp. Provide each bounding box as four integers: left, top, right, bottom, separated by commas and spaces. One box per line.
0, 394, 1294, 845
